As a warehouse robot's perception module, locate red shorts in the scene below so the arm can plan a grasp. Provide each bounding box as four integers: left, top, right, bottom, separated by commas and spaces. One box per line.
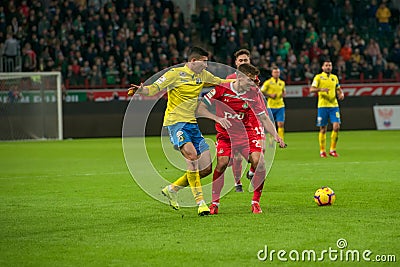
216, 136, 263, 159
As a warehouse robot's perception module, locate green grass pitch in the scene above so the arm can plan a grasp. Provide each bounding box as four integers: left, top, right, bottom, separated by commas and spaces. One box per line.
0, 130, 399, 266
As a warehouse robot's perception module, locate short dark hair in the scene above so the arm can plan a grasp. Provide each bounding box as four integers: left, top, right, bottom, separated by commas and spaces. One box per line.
188, 46, 209, 60
238, 63, 260, 77
234, 49, 250, 58
320, 57, 332, 65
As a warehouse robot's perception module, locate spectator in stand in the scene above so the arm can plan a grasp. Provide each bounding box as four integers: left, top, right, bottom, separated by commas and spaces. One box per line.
119, 62, 133, 86
347, 61, 361, 80
385, 62, 399, 79
252, 20, 264, 47
389, 41, 400, 65
335, 56, 346, 80
286, 48, 297, 71
340, 41, 352, 63
351, 48, 362, 64
310, 58, 320, 76
366, 0, 379, 28
342, 0, 353, 23
373, 54, 386, 78
22, 42, 36, 71
89, 64, 103, 87
306, 25, 319, 45
364, 38, 381, 66
141, 56, 153, 78
2, 32, 19, 71
215, 0, 228, 22
352, 34, 366, 54
225, 35, 238, 64
105, 56, 120, 85
199, 6, 211, 42
376, 2, 391, 33
309, 42, 323, 62
250, 45, 261, 66
330, 34, 342, 61
292, 56, 307, 82
360, 56, 374, 79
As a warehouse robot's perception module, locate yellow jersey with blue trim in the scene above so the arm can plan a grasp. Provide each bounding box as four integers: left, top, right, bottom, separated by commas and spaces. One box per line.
261, 77, 285, 108
311, 72, 341, 108
147, 64, 228, 126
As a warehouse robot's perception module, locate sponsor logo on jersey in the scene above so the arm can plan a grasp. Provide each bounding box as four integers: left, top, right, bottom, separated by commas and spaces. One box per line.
196, 78, 202, 84
155, 75, 166, 84
224, 112, 244, 120
207, 89, 216, 98
179, 72, 186, 77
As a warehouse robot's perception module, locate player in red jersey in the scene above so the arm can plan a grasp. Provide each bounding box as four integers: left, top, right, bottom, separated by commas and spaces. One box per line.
226, 49, 262, 192
197, 63, 286, 214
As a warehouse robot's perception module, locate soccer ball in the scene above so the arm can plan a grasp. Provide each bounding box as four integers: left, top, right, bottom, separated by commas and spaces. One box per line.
314, 186, 336, 206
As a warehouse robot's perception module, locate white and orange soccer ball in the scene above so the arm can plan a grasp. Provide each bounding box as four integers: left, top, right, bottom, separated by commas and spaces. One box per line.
314, 186, 336, 206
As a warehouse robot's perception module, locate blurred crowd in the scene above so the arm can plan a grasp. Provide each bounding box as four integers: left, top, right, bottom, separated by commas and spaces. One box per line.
203, 0, 400, 83
1, 0, 399, 89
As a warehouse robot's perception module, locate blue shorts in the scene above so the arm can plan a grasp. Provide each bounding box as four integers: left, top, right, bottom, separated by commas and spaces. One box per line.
316, 107, 341, 127
166, 122, 209, 155
270, 107, 285, 123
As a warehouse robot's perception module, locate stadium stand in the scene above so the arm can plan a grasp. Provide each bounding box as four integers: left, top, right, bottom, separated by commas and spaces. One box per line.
0, 0, 399, 89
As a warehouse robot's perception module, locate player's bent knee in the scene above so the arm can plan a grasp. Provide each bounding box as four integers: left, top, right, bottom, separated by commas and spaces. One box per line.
185, 154, 198, 162
199, 165, 212, 178
215, 162, 228, 173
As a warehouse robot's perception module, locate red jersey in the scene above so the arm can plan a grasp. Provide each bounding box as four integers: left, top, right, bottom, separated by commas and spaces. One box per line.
226, 72, 265, 138
203, 82, 266, 143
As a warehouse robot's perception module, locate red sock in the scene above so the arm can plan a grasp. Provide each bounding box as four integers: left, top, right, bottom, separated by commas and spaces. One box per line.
250, 165, 255, 173
212, 169, 224, 203
252, 168, 266, 203
232, 157, 242, 184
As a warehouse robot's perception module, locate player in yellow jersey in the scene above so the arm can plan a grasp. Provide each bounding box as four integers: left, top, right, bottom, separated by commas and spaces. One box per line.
310, 59, 344, 158
128, 47, 232, 215
261, 66, 286, 141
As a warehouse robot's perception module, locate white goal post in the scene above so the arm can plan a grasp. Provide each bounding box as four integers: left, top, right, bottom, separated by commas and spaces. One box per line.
0, 72, 63, 140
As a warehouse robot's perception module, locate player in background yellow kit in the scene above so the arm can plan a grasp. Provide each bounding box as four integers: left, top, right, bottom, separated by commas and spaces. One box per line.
261, 66, 286, 141
310, 59, 344, 158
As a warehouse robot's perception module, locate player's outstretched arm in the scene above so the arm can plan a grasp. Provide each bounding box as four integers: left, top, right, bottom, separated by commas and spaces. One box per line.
127, 83, 150, 96
197, 102, 232, 129
258, 113, 286, 148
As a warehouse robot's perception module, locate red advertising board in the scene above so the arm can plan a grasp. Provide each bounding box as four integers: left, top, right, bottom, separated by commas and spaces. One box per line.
88, 90, 166, 102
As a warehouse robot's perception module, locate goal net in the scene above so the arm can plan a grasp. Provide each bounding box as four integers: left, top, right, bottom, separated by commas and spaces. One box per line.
0, 72, 63, 140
